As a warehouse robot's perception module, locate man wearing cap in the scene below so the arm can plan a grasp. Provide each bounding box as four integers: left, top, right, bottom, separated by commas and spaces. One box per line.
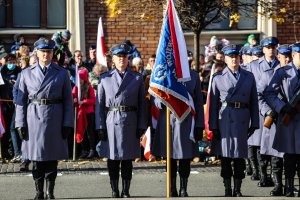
209, 44, 259, 197
277, 44, 292, 67
252, 46, 264, 61
255, 41, 287, 196
95, 43, 147, 198
264, 43, 300, 197
247, 36, 280, 187
15, 38, 74, 199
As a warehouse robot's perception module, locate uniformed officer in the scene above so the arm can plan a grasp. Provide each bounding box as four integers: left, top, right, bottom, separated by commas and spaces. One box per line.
152, 68, 205, 197
277, 44, 292, 67
264, 43, 300, 197
95, 43, 147, 198
240, 46, 253, 71
248, 37, 280, 186
252, 45, 264, 61
256, 40, 288, 196
15, 38, 74, 200
209, 44, 259, 197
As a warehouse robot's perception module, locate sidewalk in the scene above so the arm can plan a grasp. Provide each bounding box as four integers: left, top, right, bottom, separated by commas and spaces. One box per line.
0, 159, 221, 175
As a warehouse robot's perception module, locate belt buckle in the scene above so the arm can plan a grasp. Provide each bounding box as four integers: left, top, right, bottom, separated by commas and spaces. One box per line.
234, 102, 240, 108
41, 99, 47, 105
119, 106, 126, 112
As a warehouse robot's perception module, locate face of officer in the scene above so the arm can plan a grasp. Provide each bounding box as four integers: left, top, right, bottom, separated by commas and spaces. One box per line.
37, 49, 53, 66
225, 54, 240, 71
292, 52, 300, 68
113, 54, 128, 72
263, 46, 277, 60
277, 53, 291, 67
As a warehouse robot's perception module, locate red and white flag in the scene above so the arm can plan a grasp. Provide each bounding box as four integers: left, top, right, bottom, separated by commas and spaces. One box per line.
141, 127, 151, 160
96, 17, 107, 67
0, 105, 5, 138
204, 64, 215, 140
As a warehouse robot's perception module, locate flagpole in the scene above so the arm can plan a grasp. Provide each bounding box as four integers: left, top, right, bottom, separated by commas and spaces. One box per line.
73, 107, 77, 161
166, 107, 171, 198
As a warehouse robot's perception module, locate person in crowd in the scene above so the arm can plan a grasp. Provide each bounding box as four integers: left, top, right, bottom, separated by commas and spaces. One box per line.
15, 38, 74, 199
187, 50, 194, 67
256, 38, 286, 196
17, 45, 30, 58
89, 63, 108, 91
244, 34, 257, 47
251, 46, 264, 61
85, 44, 97, 72
215, 51, 225, 62
73, 69, 96, 159
0, 54, 21, 161
13, 55, 30, 171
248, 37, 280, 188
29, 53, 38, 66
143, 54, 156, 79
131, 57, 144, 74
123, 40, 141, 64
0, 45, 8, 69
68, 50, 89, 87
11, 34, 26, 55
277, 44, 292, 67
95, 43, 146, 198
152, 62, 205, 197
205, 36, 219, 62
52, 30, 72, 66
240, 46, 253, 71
209, 44, 259, 197
264, 42, 300, 197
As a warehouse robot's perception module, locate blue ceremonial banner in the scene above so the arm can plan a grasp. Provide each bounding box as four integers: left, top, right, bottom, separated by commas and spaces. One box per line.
148, 0, 191, 122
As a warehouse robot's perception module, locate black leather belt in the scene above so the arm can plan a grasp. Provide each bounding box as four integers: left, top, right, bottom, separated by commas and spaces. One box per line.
222, 101, 249, 109
106, 106, 137, 112
29, 99, 62, 105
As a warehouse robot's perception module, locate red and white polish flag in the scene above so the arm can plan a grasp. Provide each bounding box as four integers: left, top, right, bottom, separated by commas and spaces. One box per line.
96, 17, 107, 67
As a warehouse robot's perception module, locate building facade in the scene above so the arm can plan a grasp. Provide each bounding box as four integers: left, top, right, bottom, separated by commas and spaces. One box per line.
0, 0, 298, 60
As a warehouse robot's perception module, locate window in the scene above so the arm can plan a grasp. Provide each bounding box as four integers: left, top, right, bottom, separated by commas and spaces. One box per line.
1, 0, 66, 28
205, 0, 257, 30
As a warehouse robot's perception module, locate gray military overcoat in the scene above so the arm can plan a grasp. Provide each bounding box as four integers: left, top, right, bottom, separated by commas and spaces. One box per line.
209, 67, 259, 158
95, 68, 147, 160
152, 70, 205, 159
15, 62, 74, 161
257, 63, 283, 157
264, 62, 300, 154
247, 57, 279, 146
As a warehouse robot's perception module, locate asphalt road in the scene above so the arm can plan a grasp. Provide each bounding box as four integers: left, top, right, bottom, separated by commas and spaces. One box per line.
0, 170, 298, 200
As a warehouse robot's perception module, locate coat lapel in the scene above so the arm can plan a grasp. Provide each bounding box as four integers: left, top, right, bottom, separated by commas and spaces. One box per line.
111, 69, 122, 88
37, 63, 60, 93
116, 69, 134, 95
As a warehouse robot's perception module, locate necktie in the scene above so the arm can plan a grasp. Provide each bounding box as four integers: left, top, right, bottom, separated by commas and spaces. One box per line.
42, 67, 47, 75
233, 72, 238, 79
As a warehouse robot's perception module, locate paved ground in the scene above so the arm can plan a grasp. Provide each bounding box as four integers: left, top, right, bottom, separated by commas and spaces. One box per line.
0, 159, 299, 200
0, 159, 220, 175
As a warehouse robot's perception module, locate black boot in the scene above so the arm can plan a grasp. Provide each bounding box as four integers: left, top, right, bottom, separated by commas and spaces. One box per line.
257, 166, 268, 187
232, 178, 243, 197
223, 178, 232, 197
45, 180, 55, 199
270, 172, 283, 196
285, 178, 294, 197
121, 179, 131, 198
170, 177, 178, 197
110, 179, 120, 198
34, 179, 44, 200
250, 160, 259, 180
245, 159, 253, 175
179, 178, 188, 197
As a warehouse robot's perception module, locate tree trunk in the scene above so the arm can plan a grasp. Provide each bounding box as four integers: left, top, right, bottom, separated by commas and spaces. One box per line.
193, 32, 200, 72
